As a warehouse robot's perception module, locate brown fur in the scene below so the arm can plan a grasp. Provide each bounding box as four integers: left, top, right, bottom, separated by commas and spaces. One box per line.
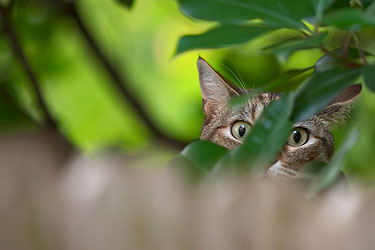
197, 58, 361, 177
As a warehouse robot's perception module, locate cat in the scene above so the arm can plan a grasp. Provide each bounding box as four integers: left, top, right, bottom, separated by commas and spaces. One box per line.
197, 58, 362, 178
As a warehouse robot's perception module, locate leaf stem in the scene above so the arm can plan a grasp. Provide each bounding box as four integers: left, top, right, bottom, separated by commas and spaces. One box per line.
353, 33, 368, 66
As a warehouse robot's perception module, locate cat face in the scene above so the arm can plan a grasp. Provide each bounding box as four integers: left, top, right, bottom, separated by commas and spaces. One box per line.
197, 58, 361, 178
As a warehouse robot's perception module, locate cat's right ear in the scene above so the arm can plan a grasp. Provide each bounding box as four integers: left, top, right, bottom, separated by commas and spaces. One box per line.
197, 58, 241, 103
317, 84, 362, 125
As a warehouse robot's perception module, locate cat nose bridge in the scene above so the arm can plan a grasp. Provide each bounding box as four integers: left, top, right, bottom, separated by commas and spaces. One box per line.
266, 161, 298, 179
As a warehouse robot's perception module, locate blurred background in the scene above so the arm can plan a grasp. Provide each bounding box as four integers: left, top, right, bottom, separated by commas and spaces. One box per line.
0, 0, 374, 183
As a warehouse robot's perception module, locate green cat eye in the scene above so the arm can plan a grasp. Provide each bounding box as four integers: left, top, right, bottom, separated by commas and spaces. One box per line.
231, 121, 251, 141
287, 128, 308, 147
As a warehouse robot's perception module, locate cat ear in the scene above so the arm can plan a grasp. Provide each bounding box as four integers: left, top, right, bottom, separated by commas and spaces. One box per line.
317, 84, 362, 125
197, 58, 241, 102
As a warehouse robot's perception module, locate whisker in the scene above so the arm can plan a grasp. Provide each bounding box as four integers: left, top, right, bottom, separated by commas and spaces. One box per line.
220, 62, 245, 90
233, 64, 247, 90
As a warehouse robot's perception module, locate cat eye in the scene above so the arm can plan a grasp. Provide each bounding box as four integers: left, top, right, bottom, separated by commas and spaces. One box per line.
231, 121, 251, 141
287, 128, 308, 147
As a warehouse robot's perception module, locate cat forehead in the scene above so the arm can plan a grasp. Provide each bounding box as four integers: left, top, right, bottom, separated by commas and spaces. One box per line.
227, 92, 280, 122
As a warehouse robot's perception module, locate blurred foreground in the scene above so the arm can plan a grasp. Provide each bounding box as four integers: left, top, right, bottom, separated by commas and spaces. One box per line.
1, 130, 375, 250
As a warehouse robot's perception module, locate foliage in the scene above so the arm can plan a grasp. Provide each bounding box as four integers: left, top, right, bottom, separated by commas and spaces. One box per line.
0, 0, 374, 188
174, 0, 375, 189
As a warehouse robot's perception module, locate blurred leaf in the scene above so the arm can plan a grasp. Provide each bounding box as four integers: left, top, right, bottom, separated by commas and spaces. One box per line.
309, 128, 359, 196
297, 161, 327, 180
322, 8, 375, 30
181, 140, 228, 174
214, 94, 294, 174
115, 0, 134, 8
177, 0, 315, 29
292, 68, 361, 122
0, 0, 10, 7
175, 24, 275, 55
361, 65, 375, 91
313, 0, 335, 22
230, 67, 312, 108
314, 48, 370, 73
267, 33, 327, 61
261, 67, 313, 91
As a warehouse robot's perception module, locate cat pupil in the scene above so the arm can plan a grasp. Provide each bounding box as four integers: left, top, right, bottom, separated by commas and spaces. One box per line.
293, 130, 301, 143
239, 125, 246, 137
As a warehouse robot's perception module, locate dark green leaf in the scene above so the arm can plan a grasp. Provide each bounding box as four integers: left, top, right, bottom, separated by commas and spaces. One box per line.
362, 65, 375, 91
267, 33, 327, 61
309, 128, 359, 196
292, 68, 361, 122
314, 48, 369, 73
313, 0, 335, 22
115, 0, 134, 8
177, 0, 315, 29
181, 140, 228, 174
230, 67, 313, 108
322, 8, 375, 30
214, 94, 294, 174
175, 24, 275, 55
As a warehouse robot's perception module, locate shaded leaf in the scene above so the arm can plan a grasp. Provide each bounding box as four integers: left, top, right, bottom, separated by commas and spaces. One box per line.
176, 24, 275, 55
361, 65, 375, 91
313, 0, 335, 22
214, 94, 294, 174
177, 0, 315, 29
181, 140, 228, 174
314, 48, 369, 73
309, 128, 359, 196
115, 0, 134, 8
292, 68, 361, 122
230, 67, 313, 108
322, 8, 375, 30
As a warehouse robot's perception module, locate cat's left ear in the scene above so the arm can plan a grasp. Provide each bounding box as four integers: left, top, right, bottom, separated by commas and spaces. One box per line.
197, 58, 242, 102
317, 84, 362, 125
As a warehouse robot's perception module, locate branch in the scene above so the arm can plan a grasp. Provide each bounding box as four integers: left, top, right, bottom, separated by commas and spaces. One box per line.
59, 2, 185, 150
353, 33, 368, 66
0, 6, 57, 129
0, 84, 38, 126
0, 6, 73, 149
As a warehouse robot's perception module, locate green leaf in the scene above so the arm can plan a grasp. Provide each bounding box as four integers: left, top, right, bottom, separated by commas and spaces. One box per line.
230, 66, 313, 108
313, 0, 335, 22
361, 65, 375, 92
292, 68, 361, 122
181, 140, 228, 174
314, 48, 369, 73
322, 8, 375, 30
115, 0, 134, 8
309, 128, 359, 196
267, 33, 327, 61
214, 93, 294, 174
175, 24, 275, 55
177, 0, 315, 29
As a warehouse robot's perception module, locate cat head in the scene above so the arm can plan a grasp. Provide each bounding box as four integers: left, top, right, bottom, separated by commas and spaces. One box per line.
197, 58, 361, 177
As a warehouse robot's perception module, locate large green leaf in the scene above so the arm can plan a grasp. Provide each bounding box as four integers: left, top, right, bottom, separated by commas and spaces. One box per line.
292, 68, 361, 122
175, 24, 275, 55
181, 140, 228, 174
322, 8, 375, 30
361, 65, 375, 92
213, 93, 294, 174
230, 67, 312, 108
309, 128, 359, 196
177, 0, 315, 29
